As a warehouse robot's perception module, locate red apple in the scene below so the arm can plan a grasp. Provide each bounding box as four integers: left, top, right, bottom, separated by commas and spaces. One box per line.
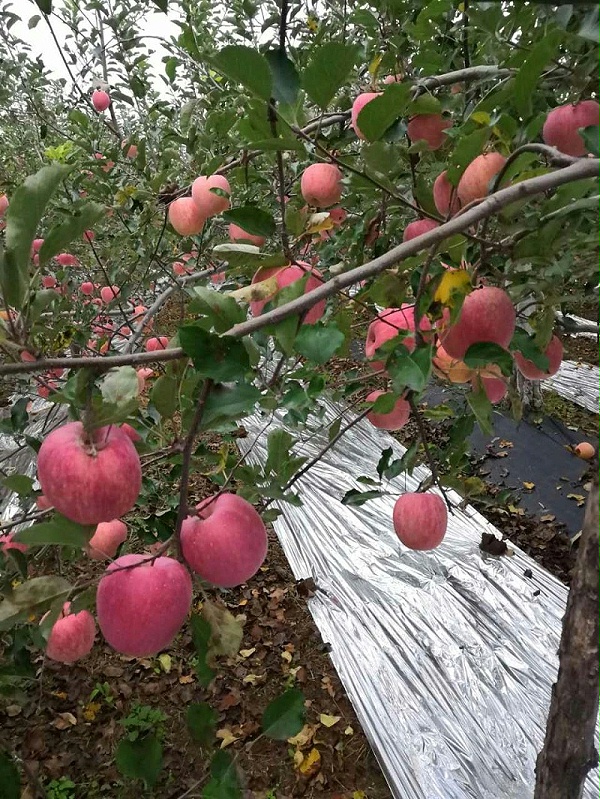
0, 194, 9, 217
457, 152, 507, 206
365, 305, 432, 370
32, 238, 45, 254
92, 90, 111, 112
407, 115, 452, 150
55, 253, 80, 267
100, 285, 120, 303
36, 494, 53, 511
403, 218, 440, 242
44, 602, 96, 664
0, 532, 28, 554
145, 336, 169, 352
37, 422, 142, 525
191, 174, 231, 217
87, 519, 128, 560
83, 229, 95, 242
228, 223, 266, 247
120, 423, 141, 442
136, 367, 154, 392
300, 164, 343, 208
351, 92, 382, 140
250, 262, 326, 324
366, 391, 410, 431
513, 335, 563, 380
97, 554, 192, 656
393, 492, 448, 550
80, 282, 95, 296
433, 170, 461, 217
181, 493, 268, 587
168, 197, 206, 236
439, 286, 515, 359
543, 101, 599, 157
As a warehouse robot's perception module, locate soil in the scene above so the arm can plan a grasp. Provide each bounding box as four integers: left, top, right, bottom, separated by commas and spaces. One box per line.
557, 331, 599, 367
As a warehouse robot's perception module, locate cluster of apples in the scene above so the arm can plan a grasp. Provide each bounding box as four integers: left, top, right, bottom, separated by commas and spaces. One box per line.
26, 420, 269, 663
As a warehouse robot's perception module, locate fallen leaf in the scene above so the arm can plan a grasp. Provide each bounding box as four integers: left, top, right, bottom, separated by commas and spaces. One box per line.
51, 712, 77, 730
82, 702, 101, 722
239, 648, 256, 659
523, 482, 535, 490
216, 728, 238, 748
6, 704, 22, 717
179, 675, 194, 684
281, 650, 293, 663
353, 792, 367, 799
319, 713, 341, 728
242, 673, 266, 686
507, 504, 525, 515
51, 691, 68, 700
344, 726, 354, 736
293, 749, 304, 768
158, 653, 172, 673
217, 691, 241, 711
298, 747, 321, 777
499, 440, 514, 448
540, 514, 556, 522
287, 724, 318, 748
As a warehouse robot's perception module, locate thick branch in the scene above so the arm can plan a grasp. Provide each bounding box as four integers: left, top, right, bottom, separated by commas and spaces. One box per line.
534, 477, 599, 799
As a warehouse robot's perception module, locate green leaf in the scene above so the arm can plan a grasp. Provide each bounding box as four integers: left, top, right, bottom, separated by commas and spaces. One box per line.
222, 207, 276, 237
202, 751, 242, 799
11, 398, 29, 433
265, 429, 294, 476
265, 49, 300, 106
446, 128, 490, 185
179, 326, 250, 382
27, 289, 60, 324
38, 202, 104, 265
0, 750, 20, 799
0, 575, 72, 630
408, 94, 442, 116
387, 346, 433, 393
357, 83, 411, 142
151, 375, 179, 418
100, 366, 139, 409
164, 57, 178, 82
211, 46, 272, 101
200, 383, 262, 428
33, 0, 52, 12
262, 688, 305, 740
510, 329, 550, 371
464, 342, 514, 376
190, 614, 216, 687
115, 735, 163, 789
580, 125, 599, 157
14, 515, 94, 548
2, 475, 34, 496
186, 702, 217, 746
245, 137, 305, 152
28, 15, 41, 28
294, 322, 345, 364
467, 384, 493, 435
3, 164, 71, 308
302, 42, 359, 109
212, 244, 287, 270
152, 0, 168, 10
188, 287, 246, 333
513, 30, 563, 118
341, 488, 385, 506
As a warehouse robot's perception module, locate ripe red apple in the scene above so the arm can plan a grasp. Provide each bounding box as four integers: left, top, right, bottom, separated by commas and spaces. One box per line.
574, 442, 595, 460
403, 218, 440, 243
228, 223, 266, 247
55, 253, 79, 267
329, 207, 347, 226
136, 368, 154, 392
124, 143, 138, 159
37, 422, 142, 525
351, 92, 382, 139
80, 282, 95, 296
191, 174, 231, 217
457, 152, 507, 206
407, 115, 452, 150
471, 371, 507, 404
32, 238, 45, 254
365, 305, 432, 370
145, 336, 169, 352
366, 391, 410, 431
383, 73, 403, 84
0, 532, 28, 554
168, 197, 206, 236
0, 193, 8, 217
41, 275, 57, 289
36, 494, 53, 511
433, 170, 461, 217
96, 554, 192, 656
181, 493, 268, 587
513, 335, 563, 380
300, 164, 343, 208
87, 519, 128, 560
83, 229, 95, 242
172, 261, 193, 277
439, 286, 516, 359
250, 262, 326, 324
92, 90, 111, 112
100, 285, 120, 303
543, 101, 599, 157
393, 492, 448, 550
44, 602, 96, 664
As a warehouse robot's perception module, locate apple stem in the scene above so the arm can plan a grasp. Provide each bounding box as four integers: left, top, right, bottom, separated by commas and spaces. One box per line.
407, 393, 453, 512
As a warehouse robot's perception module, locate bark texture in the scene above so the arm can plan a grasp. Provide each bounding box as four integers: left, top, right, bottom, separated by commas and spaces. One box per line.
534, 476, 599, 799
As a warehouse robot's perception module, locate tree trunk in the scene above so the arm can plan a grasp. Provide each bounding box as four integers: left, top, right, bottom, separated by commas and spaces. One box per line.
534, 477, 599, 799
514, 369, 544, 416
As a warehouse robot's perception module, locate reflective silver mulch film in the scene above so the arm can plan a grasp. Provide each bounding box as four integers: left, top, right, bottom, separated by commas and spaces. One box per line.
545, 361, 599, 413
240, 397, 599, 799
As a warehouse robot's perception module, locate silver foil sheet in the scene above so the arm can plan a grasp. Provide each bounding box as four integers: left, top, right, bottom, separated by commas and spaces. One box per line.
545, 361, 599, 413
239, 397, 599, 799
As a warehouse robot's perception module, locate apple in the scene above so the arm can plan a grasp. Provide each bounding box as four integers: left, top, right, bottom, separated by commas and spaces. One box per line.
328, 207, 347, 226
383, 73, 403, 84
55, 253, 80, 267
366, 391, 410, 431
471, 372, 507, 404
191, 174, 231, 217
172, 261, 192, 277
403, 218, 440, 242
96, 554, 192, 656
181, 493, 268, 587
0, 193, 9, 217
513, 335, 563, 380
457, 152, 507, 206
36, 494, 53, 511
393, 492, 448, 550
87, 519, 128, 560
0, 532, 28, 554
168, 197, 206, 236
250, 262, 326, 324
365, 305, 432, 370
125, 143, 138, 159
407, 115, 452, 150
120, 423, 141, 442
100, 285, 120, 303
228, 223, 266, 247
136, 367, 154, 392
574, 442, 595, 460
300, 163, 343, 208
83, 229, 95, 242
351, 92, 381, 140
37, 422, 142, 525
80, 282, 95, 296
433, 170, 461, 217
543, 101, 599, 157
439, 286, 515, 359
32, 238, 45, 254
44, 602, 96, 664
145, 336, 169, 352
92, 90, 111, 112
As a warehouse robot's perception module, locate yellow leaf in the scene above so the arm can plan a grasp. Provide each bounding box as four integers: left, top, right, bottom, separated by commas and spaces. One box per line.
567, 494, 585, 502
228, 275, 279, 305
434, 269, 471, 306
239, 648, 256, 658
368, 53, 383, 75
293, 749, 304, 767
298, 747, 321, 777
523, 482, 535, 490
158, 654, 172, 673
52, 691, 68, 700
470, 112, 490, 125
507, 504, 525, 515
179, 675, 194, 684
304, 212, 334, 236
344, 725, 354, 736
281, 650, 293, 663
83, 702, 101, 722
307, 15, 318, 32
353, 792, 367, 799
242, 673, 265, 685
287, 723, 318, 748
216, 728, 238, 748
319, 713, 341, 728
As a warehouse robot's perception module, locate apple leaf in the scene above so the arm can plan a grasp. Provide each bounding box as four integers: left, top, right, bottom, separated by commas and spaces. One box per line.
513, 30, 563, 118
464, 342, 514, 376
115, 735, 163, 789
341, 488, 385, 506
265, 49, 300, 107
14, 515, 94, 548
446, 128, 491, 185
293, 322, 345, 364
302, 42, 359, 109
190, 614, 216, 687
580, 125, 599, 157
39, 202, 104, 265
356, 83, 411, 142
221, 207, 276, 237
262, 688, 305, 740
467, 384, 494, 435
211, 46, 272, 101
2, 474, 34, 496
188, 287, 246, 332
186, 702, 218, 745
509, 329, 550, 371
179, 326, 250, 382
202, 751, 242, 799
150, 375, 179, 419
200, 383, 262, 429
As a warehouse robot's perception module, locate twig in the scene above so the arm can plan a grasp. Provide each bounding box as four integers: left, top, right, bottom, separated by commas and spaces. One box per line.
407, 393, 452, 510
